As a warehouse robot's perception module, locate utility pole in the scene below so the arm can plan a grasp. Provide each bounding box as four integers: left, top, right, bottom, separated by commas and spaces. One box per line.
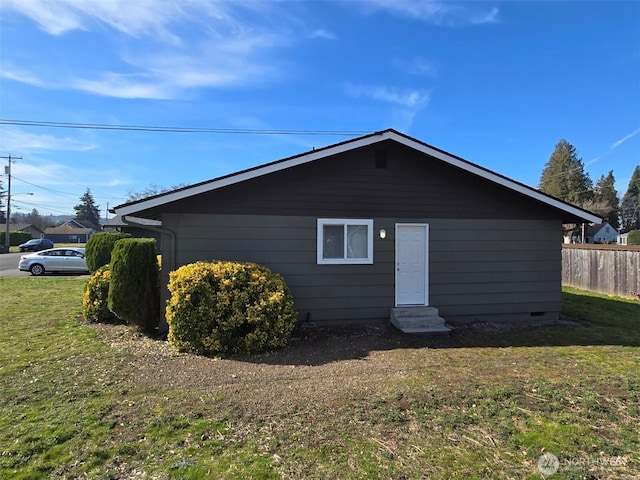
2, 155, 23, 252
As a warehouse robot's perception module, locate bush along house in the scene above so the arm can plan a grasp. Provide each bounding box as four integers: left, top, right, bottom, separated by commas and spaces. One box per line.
112, 129, 601, 333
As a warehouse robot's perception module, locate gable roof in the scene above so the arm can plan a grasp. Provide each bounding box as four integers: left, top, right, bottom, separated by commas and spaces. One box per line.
586, 222, 616, 237
44, 224, 92, 234
113, 129, 601, 224
65, 219, 100, 230
0, 223, 45, 234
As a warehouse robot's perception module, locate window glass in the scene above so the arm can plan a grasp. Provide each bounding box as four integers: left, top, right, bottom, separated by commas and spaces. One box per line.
317, 219, 373, 264
323, 225, 344, 259
347, 224, 368, 258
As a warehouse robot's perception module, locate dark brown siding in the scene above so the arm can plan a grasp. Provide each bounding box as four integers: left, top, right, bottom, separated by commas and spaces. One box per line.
161, 214, 562, 325
152, 140, 568, 327
430, 219, 561, 323
163, 141, 562, 220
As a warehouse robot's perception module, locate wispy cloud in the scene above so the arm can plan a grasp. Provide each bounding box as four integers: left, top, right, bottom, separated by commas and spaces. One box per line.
2, 0, 292, 99
587, 127, 640, 165
611, 127, 640, 150
0, 64, 46, 87
1, 0, 187, 41
310, 29, 336, 40
346, 83, 431, 108
345, 83, 431, 131
71, 73, 173, 100
1, 129, 96, 152
356, 0, 499, 27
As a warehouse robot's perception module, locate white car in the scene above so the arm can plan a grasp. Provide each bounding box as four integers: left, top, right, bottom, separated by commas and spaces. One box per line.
19, 248, 90, 276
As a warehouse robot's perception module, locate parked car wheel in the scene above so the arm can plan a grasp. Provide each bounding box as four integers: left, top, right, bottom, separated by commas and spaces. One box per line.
30, 264, 45, 276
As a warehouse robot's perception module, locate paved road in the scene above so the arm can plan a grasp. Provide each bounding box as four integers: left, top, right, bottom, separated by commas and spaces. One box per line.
0, 253, 30, 277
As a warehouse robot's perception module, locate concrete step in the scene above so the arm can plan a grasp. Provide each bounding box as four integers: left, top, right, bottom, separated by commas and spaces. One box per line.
390, 306, 453, 334
391, 306, 441, 319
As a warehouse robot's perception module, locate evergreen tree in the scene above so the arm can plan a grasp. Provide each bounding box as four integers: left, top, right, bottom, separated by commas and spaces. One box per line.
74, 188, 101, 226
620, 166, 640, 233
539, 139, 592, 206
586, 170, 619, 229
25, 208, 47, 231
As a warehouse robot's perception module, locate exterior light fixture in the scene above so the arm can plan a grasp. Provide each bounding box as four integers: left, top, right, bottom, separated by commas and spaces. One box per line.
379, 229, 386, 239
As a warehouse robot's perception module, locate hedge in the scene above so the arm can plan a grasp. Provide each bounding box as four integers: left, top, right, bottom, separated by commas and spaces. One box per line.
85, 232, 132, 272
82, 266, 118, 323
108, 238, 159, 331
0, 231, 32, 247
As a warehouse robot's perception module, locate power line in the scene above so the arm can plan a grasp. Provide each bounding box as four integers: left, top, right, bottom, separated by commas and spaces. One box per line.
11, 175, 84, 198
0, 119, 370, 136
10, 199, 71, 216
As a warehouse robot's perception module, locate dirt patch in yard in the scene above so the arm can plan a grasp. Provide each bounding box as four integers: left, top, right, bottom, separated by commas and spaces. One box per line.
82, 318, 588, 414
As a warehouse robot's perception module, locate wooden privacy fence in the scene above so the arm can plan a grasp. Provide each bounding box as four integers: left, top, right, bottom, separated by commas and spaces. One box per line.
562, 244, 640, 298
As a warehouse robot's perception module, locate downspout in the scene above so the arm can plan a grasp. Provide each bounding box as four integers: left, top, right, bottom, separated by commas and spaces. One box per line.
121, 215, 176, 334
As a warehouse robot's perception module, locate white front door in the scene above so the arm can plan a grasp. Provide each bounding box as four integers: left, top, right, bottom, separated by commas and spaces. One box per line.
395, 224, 429, 306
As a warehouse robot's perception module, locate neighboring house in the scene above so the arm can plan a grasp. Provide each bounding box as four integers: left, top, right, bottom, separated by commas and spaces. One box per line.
113, 129, 600, 330
0, 223, 45, 239
102, 215, 125, 233
102, 214, 162, 246
64, 219, 101, 231
586, 222, 618, 244
618, 232, 630, 245
44, 222, 95, 243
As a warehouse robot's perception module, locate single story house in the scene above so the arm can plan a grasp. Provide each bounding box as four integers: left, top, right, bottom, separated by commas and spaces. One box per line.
0, 223, 45, 239
102, 214, 163, 246
618, 232, 630, 245
585, 222, 618, 244
113, 129, 600, 331
44, 221, 95, 243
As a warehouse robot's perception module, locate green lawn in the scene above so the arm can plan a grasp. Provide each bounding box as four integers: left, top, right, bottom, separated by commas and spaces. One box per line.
1, 278, 638, 479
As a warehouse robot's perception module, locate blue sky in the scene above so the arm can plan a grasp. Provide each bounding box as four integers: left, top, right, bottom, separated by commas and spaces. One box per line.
1, 0, 638, 219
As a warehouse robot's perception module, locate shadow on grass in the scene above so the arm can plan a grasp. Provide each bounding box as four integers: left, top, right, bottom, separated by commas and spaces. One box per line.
238, 290, 640, 366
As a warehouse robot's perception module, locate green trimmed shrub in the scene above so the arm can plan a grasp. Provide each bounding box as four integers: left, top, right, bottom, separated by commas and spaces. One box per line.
0, 231, 32, 247
85, 232, 132, 272
108, 238, 159, 331
82, 266, 118, 323
166, 260, 297, 356
627, 230, 640, 245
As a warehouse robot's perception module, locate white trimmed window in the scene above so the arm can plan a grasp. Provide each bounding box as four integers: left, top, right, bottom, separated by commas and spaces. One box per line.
317, 219, 373, 264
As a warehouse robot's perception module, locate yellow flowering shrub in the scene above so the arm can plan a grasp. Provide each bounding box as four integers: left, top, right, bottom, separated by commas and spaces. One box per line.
166, 260, 297, 356
82, 266, 118, 323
